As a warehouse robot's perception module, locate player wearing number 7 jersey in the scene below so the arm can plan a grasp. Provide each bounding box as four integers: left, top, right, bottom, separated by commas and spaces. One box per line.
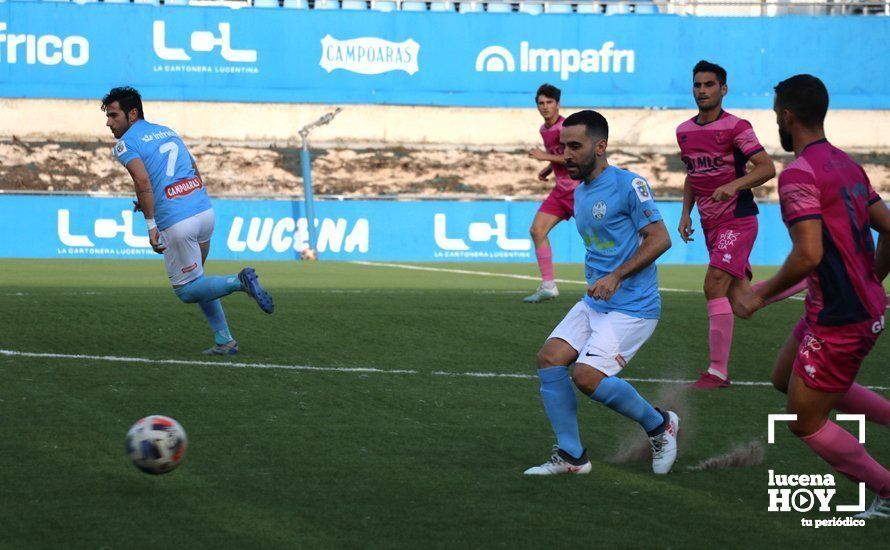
102, 87, 274, 355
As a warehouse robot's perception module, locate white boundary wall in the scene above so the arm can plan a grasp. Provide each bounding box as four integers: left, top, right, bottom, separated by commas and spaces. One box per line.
3, 99, 889, 151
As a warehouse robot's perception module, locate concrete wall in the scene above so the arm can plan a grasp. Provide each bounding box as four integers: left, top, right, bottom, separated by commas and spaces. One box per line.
3, 99, 889, 151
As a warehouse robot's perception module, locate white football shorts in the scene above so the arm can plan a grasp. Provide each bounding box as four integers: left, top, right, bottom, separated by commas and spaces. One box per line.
547, 300, 658, 376
158, 209, 215, 287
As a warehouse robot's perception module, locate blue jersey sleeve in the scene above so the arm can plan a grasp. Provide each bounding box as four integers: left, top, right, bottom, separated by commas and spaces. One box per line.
626, 176, 662, 231
113, 137, 140, 167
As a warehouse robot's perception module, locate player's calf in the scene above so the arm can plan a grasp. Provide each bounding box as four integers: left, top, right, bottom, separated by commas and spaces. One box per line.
571, 362, 605, 395
174, 274, 242, 304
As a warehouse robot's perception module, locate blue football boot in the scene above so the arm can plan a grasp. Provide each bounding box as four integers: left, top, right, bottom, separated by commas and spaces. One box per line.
238, 267, 274, 314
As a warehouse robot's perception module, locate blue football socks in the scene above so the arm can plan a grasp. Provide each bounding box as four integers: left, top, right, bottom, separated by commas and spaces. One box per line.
538, 366, 584, 459
199, 299, 233, 345
591, 376, 665, 435
174, 274, 243, 304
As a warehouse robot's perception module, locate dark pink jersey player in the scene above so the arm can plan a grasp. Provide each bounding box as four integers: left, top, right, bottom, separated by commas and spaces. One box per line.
677, 61, 777, 389
738, 75, 890, 518
525, 84, 580, 304
778, 139, 887, 392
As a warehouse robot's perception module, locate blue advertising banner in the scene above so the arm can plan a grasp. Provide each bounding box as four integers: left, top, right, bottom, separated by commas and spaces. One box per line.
0, 194, 795, 266
0, 3, 888, 108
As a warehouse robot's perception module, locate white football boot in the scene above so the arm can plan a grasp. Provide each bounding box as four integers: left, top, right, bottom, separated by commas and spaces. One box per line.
524, 446, 591, 475
649, 410, 680, 475
855, 496, 890, 519
523, 285, 559, 303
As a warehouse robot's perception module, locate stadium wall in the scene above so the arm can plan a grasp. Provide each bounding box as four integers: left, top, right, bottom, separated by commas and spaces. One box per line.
4, 99, 890, 150
0, 194, 795, 265
2, 3, 889, 110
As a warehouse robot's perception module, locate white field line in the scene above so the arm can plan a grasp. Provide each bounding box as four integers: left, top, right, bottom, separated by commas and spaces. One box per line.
347, 262, 890, 304
349, 261, 698, 294
0, 349, 417, 375
3, 349, 887, 391
319, 289, 526, 295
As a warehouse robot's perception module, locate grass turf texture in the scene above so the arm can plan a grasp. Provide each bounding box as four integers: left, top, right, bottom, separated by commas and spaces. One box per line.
1, 259, 888, 548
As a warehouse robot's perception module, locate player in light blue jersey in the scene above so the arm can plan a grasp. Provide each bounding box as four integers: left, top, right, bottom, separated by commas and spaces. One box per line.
525, 110, 681, 476
103, 87, 274, 355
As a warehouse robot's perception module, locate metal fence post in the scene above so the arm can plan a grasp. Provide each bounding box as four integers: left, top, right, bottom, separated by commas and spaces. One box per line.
297, 108, 342, 260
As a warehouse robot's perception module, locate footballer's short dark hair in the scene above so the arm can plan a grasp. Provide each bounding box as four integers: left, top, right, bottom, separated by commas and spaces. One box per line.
693, 60, 727, 86
563, 110, 609, 141
536, 83, 561, 103
102, 86, 144, 119
774, 74, 829, 128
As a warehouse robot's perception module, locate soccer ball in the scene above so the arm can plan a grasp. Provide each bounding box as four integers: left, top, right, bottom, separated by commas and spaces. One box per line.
301, 247, 317, 261
125, 415, 188, 475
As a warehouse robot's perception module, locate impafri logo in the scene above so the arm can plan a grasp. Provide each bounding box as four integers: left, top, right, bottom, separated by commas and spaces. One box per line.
319, 35, 420, 76
152, 21, 258, 75
766, 413, 867, 528
475, 41, 634, 81
0, 22, 89, 66
433, 213, 530, 259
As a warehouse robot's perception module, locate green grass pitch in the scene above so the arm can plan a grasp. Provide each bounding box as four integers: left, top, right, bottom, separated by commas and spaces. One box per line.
0, 259, 888, 548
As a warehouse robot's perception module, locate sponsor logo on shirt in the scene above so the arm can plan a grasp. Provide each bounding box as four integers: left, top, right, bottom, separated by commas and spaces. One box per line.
682, 154, 725, 174
583, 229, 615, 251
319, 35, 420, 76
181, 262, 198, 274
164, 176, 204, 200
872, 315, 885, 334
141, 130, 178, 144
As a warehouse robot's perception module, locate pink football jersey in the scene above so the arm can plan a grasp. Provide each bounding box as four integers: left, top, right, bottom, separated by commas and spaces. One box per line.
676, 111, 765, 229
540, 116, 576, 192
778, 139, 887, 326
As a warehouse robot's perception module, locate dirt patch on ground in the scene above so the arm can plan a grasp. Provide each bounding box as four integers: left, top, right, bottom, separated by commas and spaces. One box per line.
2, 138, 890, 199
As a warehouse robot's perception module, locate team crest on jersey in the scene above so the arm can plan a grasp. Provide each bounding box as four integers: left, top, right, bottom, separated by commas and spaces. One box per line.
632, 178, 651, 203
114, 141, 127, 157
715, 130, 728, 144
592, 200, 607, 220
